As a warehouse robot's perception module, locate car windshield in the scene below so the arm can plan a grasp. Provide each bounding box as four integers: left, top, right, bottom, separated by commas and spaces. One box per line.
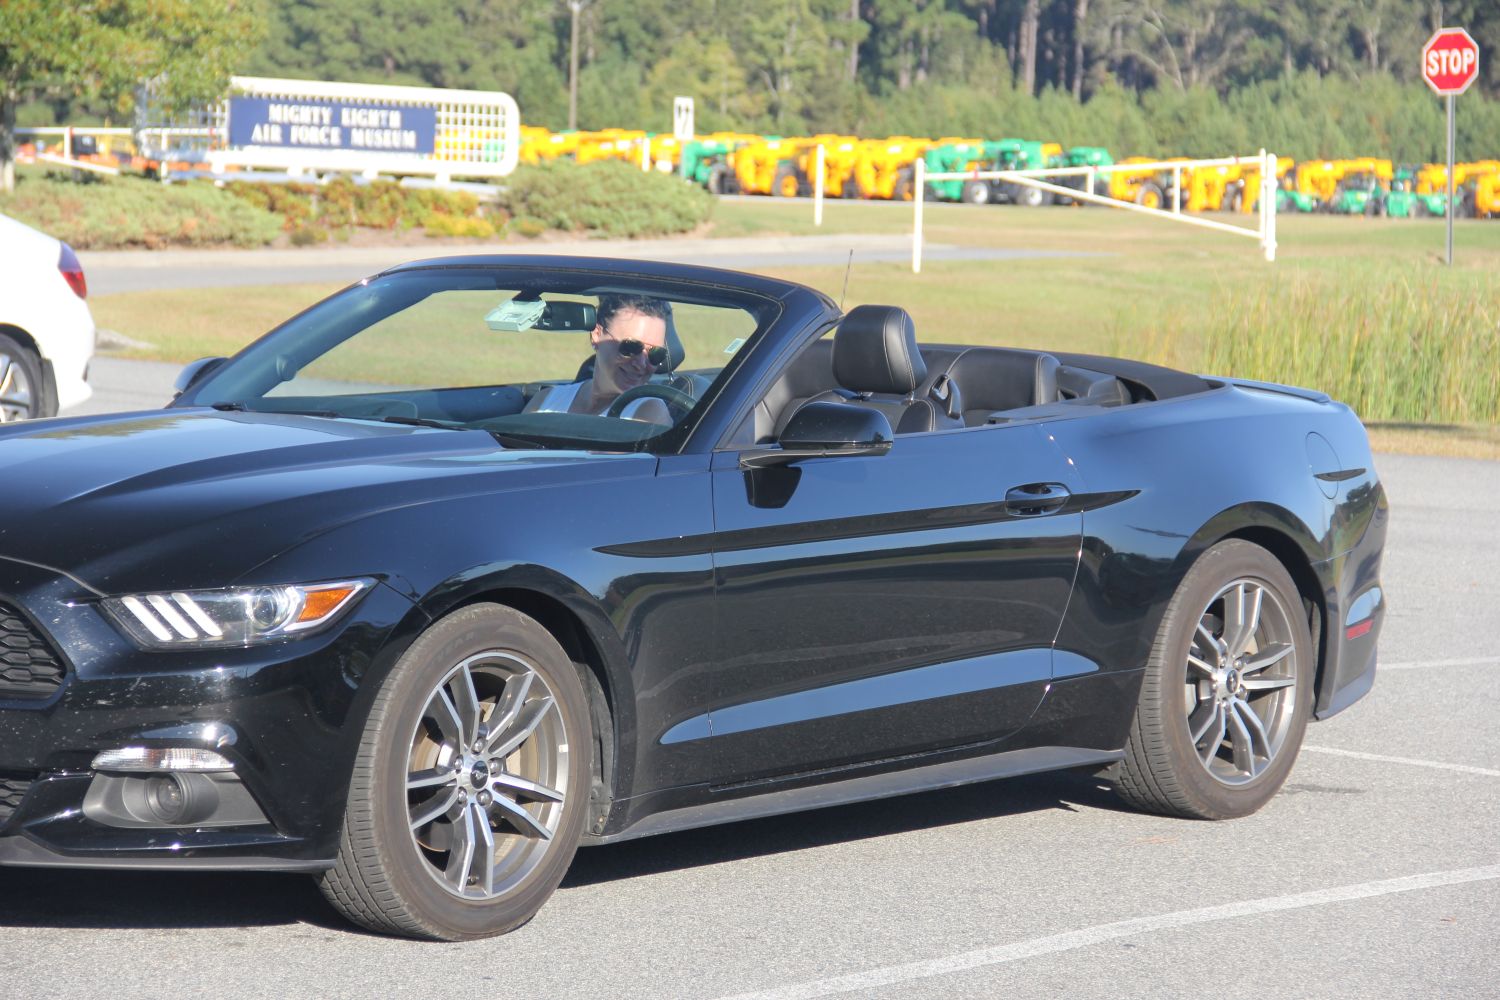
179, 266, 776, 450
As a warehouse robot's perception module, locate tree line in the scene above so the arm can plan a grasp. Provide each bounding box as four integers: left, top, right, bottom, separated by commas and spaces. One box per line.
240, 0, 1499, 158
5, 0, 1498, 193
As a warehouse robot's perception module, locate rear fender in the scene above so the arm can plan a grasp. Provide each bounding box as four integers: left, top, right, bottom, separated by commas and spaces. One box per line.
1177, 503, 1336, 716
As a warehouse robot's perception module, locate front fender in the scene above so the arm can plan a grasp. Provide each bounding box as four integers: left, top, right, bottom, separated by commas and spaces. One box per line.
244, 462, 719, 816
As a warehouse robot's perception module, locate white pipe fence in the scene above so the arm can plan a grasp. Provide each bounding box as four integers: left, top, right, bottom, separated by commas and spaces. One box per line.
913, 150, 1279, 272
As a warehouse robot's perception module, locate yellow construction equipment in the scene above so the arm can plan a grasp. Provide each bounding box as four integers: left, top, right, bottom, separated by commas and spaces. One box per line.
575, 129, 648, 165
853, 136, 932, 200
732, 137, 808, 196
1107, 157, 1162, 206
1107, 157, 1194, 208
1233, 156, 1295, 214
645, 134, 683, 173
1182, 163, 1236, 211
1294, 161, 1345, 208
1474, 171, 1500, 218
518, 127, 581, 165
787, 135, 863, 198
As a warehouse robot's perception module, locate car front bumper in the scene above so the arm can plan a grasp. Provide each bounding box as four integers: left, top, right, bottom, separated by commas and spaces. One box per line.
0, 556, 420, 870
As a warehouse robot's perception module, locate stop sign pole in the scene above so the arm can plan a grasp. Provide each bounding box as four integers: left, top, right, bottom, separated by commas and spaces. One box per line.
1423, 27, 1480, 265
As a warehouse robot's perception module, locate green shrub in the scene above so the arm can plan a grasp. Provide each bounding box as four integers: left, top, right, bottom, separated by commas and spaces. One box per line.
421, 212, 496, 238
223, 176, 504, 236
499, 160, 713, 238
288, 223, 329, 246
225, 180, 316, 229
1, 174, 282, 249
512, 216, 547, 238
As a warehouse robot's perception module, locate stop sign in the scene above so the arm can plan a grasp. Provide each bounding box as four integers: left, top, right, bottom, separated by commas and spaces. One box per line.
1422, 28, 1480, 95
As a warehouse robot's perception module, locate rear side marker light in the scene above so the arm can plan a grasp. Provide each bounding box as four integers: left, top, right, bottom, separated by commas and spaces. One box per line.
1345, 619, 1373, 640
58, 242, 87, 300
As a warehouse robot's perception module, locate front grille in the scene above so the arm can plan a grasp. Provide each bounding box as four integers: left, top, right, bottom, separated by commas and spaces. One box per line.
0, 601, 67, 698
0, 774, 35, 826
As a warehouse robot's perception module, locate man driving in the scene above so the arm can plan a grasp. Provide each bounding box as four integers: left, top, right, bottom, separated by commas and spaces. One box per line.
527, 294, 673, 422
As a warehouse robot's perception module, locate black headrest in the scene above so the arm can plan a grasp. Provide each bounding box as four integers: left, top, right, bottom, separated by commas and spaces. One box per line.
832, 305, 925, 395
574, 302, 684, 382
662, 303, 685, 372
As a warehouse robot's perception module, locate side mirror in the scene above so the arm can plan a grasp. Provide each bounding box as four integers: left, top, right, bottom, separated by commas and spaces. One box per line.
173, 356, 228, 395
740, 401, 893, 469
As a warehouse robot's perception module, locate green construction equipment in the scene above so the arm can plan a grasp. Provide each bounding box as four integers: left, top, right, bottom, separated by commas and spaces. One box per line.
1052, 146, 1113, 205
1276, 188, 1320, 212
1327, 171, 1388, 216
923, 141, 987, 202
958, 140, 1064, 206
1384, 168, 1421, 217
679, 134, 761, 194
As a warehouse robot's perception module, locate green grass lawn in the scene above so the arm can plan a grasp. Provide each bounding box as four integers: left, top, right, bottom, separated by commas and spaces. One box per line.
92, 200, 1499, 433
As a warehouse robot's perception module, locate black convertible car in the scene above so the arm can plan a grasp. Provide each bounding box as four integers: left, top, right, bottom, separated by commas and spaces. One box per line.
0, 257, 1385, 939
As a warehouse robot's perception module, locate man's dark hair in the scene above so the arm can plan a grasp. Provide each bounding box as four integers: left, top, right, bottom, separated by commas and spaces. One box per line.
597, 294, 670, 332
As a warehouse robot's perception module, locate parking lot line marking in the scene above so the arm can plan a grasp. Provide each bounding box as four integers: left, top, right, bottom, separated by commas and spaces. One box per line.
1380, 656, 1500, 671
1303, 745, 1500, 778
718, 865, 1500, 1000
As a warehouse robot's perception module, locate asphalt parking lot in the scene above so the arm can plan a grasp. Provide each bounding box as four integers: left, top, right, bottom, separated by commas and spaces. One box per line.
6, 371, 1496, 999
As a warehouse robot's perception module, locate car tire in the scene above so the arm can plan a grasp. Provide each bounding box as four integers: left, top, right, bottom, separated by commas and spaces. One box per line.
961, 180, 991, 205
1113, 539, 1313, 820
319, 603, 593, 939
0, 332, 48, 423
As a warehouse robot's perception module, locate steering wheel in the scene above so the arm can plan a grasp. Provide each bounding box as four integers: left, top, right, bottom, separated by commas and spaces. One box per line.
605, 383, 697, 421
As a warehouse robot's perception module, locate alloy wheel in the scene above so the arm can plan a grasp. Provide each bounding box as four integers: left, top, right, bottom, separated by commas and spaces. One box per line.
405, 651, 569, 899
1183, 578, 1300, 786
0, 349, 37, 422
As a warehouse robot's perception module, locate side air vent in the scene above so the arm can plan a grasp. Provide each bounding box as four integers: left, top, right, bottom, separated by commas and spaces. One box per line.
0, 601, 67, 699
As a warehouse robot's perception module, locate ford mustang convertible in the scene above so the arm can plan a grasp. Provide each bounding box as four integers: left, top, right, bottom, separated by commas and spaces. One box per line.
0, 256, 1385, 939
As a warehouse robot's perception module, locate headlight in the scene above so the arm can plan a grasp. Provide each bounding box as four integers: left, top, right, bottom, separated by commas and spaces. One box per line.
102, 579, 373, 649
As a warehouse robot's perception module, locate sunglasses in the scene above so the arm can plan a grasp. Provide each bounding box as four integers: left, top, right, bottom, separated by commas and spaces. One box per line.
609, 337, 670, 367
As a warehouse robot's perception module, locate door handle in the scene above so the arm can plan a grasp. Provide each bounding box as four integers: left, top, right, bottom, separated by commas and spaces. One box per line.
1005, 482, 1071, 516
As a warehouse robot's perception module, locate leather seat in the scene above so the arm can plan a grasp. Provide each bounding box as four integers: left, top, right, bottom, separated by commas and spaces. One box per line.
935, 347, 1060, 425
817, 304, 962, 435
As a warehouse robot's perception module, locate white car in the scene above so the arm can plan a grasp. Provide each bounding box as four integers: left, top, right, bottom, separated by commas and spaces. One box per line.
0, 212, 95, 421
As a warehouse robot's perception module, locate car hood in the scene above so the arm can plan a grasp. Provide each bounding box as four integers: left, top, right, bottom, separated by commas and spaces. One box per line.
0, 408, 654, 593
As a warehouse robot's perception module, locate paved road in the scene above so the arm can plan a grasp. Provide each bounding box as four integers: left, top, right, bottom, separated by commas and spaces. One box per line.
18, 366, 1499, 999
71, 356, 183, 413
80, 233, 1098, 295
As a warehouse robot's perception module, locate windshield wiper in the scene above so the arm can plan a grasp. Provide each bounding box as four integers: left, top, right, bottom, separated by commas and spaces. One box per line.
210, 402, 341, 418
375, 415, 468, 430
486, 431, 557, 449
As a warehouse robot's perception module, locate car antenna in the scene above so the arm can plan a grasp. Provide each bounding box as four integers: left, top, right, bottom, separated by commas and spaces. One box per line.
839, 249, 853, 313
